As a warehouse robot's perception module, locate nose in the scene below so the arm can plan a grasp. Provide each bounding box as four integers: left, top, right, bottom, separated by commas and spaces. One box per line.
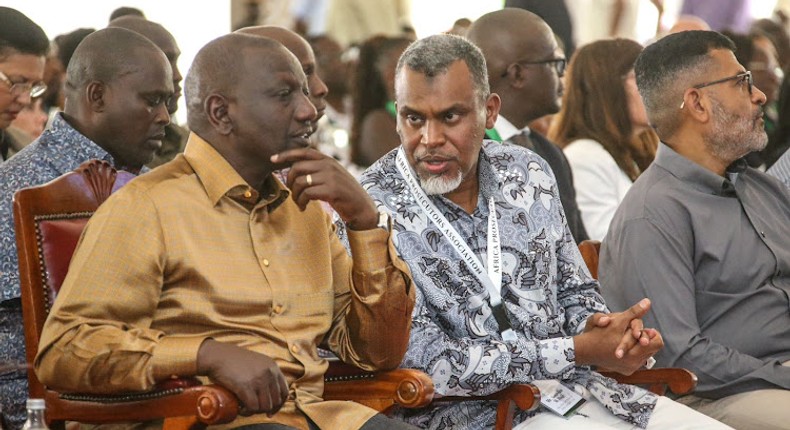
16, 90, 33, 106
311, 74, 328, 100
297, 92, 318, 124
171, 62, 183, 86
752, 85, 767, 106
155, 102, 171, 125
421, 120, 445, 147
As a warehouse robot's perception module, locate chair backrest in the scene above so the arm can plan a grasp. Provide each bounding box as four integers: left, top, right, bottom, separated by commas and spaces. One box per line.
13, 160, 134, 398
578, 240, 602, 280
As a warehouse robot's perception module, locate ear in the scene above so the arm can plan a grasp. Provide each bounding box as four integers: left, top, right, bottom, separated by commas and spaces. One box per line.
484, 93, 501, 129
681, 88, 712, 124
502, 63, 527, 89
86, 81, 105, 112
205, 94, 232, 135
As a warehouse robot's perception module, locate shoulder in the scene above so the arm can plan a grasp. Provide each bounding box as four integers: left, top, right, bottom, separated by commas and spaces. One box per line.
0, 142, 59, 197
359, 148, 402, 196
612, 164, 682, 224
361, 109, 395, 130
563, 138, 608, 158
113, 156, 194, 202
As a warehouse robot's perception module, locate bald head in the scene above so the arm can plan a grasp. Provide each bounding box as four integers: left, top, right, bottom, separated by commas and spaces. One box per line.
184, 33, 291, 133
467, 8, 556, 84
109, 17, 178, 54
109, 16, 182, 112
66, 27, 167, 94
235, 25, 328, 124
236, 25, 306, 55
468, 8, 562, 125
669, 15, 711, 34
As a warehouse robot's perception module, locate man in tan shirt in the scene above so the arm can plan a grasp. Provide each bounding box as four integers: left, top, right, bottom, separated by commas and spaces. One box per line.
35, 33, 416, 430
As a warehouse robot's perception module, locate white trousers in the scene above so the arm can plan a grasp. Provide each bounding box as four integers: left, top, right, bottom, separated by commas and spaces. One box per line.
513, 392, 732, 430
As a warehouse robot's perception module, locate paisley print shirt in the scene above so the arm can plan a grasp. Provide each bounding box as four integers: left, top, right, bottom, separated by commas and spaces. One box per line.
351, 141, 657, 429
0, 114, 136, 429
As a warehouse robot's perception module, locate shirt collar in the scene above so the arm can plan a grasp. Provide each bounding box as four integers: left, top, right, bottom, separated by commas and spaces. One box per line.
183, 132, 289, 207
654, 142, 743, 197
493, 115, 525, 142
47, 113, 116, 167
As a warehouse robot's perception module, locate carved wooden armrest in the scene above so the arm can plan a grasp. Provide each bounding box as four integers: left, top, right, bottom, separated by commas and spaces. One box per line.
45, 382, 239, 427
323, 368, 435, 412
599, 368, 698, 396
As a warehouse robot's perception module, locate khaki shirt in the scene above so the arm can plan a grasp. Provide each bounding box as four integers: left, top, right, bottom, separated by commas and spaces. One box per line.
36, 133, 415, 429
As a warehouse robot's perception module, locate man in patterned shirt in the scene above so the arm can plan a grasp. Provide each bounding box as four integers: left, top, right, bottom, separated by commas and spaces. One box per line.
0, 27, 172, 428
351, 34, 730, 429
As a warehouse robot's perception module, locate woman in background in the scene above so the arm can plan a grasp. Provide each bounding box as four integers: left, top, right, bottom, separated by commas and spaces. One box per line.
549, 38, 657, 240
349, 35, 411, 167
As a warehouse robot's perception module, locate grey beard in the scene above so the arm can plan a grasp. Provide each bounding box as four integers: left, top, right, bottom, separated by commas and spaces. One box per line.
705, 97, 767, 162
420, 172, 463, 196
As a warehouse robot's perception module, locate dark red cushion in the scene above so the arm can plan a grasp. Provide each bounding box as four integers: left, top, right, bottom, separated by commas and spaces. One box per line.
39, 217, 90, 300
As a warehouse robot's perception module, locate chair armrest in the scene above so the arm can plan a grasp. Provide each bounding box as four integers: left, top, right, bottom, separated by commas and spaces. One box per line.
440, 384, 540, 430
45, 383, 239, 427
600, 368, 698, 396
324, 368, 435, 412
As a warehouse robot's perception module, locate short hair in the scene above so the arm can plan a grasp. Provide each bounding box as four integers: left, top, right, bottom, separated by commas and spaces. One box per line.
65, 27, 163, 91
395, 33, 489, 103
0, 7, 49, 60
635, 30, 735, 138
184, 33, 283, 133
109, 6, 145, 22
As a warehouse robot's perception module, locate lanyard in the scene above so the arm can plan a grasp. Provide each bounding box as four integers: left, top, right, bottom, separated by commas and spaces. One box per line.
395, 148, 516, 341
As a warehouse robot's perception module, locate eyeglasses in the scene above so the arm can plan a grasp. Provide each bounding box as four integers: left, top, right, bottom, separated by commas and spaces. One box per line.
501, 57, 567, 78
680, 71, 752, 109
0, 70, 47, 99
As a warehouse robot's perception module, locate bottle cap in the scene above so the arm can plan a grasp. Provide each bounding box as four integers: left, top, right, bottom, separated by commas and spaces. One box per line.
26, 398, 45, 409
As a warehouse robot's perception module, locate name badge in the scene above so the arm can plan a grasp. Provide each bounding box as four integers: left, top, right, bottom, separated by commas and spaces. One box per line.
532, 380, 586, 418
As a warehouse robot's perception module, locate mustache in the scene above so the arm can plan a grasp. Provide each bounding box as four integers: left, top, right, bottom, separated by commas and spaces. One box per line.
414, 150, 457, 161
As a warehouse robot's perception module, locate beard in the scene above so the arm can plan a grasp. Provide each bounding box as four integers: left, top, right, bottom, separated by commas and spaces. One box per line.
420, 170, 463, 195
704, 97, 768, 162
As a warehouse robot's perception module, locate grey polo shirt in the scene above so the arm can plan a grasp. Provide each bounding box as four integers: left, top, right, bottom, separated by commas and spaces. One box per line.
600, 142, 790, 399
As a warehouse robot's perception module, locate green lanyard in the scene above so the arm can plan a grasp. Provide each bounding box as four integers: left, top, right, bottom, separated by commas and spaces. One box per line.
385, 100, 397, 118
485, 128, 502, 142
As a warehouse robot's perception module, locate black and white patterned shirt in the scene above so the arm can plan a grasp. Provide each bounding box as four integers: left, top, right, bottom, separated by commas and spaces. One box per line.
347, 141, 657, 429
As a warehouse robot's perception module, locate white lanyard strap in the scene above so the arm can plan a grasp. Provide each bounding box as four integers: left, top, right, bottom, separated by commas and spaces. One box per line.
395, 148, 515, 341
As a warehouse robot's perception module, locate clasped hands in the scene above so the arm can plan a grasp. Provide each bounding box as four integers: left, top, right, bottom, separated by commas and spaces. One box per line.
574, 298, 663, 375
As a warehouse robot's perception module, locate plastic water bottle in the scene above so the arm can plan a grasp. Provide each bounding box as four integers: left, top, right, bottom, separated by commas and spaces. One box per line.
20, 399, 48, 430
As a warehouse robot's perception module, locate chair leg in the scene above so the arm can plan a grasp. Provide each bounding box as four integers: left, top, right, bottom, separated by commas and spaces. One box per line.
495, 398, 516, 430
163, 416, 204, 430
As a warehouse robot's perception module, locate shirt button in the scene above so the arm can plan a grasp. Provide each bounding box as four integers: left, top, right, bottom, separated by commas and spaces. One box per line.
274, 304, 283, 314
291, 344, 300, 354
243, 190, 252, 198
262, 259, 270, 267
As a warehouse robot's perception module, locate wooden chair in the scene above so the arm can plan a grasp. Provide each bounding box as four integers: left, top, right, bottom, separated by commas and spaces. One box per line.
14, 160, 239, 430
13, 160, 540, 430
578, 240, 698, 396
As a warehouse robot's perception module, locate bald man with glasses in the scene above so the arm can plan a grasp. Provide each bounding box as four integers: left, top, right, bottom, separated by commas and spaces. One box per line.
601, 30, 790, 430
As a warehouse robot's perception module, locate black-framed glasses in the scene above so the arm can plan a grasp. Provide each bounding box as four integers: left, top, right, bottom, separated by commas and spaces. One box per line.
501, 57, 567, 78
680, 71, 752, 109
693, 71, 753, 94
0, 70, 47, 99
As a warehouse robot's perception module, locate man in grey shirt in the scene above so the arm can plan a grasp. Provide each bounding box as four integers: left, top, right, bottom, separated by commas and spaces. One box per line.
600, 30, 790, 430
